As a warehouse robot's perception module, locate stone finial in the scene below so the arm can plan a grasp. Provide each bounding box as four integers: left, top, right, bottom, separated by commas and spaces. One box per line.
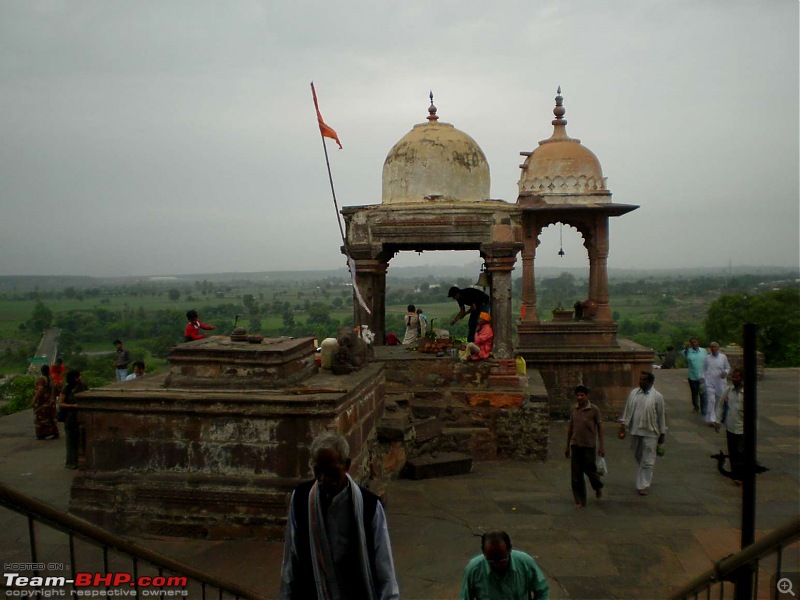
552, 86, 567, 125
427, 90, 439, 121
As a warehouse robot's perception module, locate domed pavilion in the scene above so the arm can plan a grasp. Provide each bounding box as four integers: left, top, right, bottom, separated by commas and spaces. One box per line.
515, 88, 654, 414
341, 97, 523, 358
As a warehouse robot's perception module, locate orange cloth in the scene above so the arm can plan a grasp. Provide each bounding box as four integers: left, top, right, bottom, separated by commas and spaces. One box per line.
469, 323, 494, 360
479, 311, 491, 322
311, 82, 342, 149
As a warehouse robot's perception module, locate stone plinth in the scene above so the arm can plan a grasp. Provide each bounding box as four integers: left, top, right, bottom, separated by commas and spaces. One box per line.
517, 339, 655, 419
69, 363, 386, 540
371, 347, 549, 462
164, 336, 317, 389
517, 321, 620, 348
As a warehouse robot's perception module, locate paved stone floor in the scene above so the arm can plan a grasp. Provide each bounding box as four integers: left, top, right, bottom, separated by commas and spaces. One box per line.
1, 368, 798, 599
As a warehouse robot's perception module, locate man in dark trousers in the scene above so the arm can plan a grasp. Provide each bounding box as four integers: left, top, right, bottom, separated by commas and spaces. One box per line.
565, 384, 605, 508
112, 339, 131, 381
280, 432, 399, 600
448, 286, 490, 342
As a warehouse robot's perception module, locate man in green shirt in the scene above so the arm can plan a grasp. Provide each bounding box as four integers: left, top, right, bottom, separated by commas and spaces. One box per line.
683, 337, 707, 414
460, 530, 550, 599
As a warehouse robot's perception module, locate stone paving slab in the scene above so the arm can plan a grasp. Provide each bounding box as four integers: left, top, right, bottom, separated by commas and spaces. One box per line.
0, 368, 798, 599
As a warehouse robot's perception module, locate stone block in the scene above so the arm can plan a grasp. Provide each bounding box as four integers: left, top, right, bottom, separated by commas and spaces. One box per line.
377, 413, 411, 442
404, 452, 473, 480
390, 393, 412, 408
410, 402, 445, 419
412, 417, 442, 442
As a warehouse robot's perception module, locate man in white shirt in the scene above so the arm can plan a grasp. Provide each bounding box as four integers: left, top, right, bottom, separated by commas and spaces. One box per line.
703, 342, 731, 427
124, 361, 145, 381
621, 371, 667, 496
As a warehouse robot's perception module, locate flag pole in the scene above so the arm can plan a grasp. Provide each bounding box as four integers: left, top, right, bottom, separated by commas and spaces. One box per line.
310, 82, 371, 316
311, 82, 346, 245
317, 118, 347, 246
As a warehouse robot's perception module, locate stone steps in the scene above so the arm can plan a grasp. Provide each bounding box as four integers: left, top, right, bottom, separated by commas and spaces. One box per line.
403, 452, 473, 480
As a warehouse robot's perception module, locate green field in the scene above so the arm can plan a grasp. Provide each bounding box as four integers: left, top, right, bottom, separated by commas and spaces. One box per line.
1, 270, 797, 380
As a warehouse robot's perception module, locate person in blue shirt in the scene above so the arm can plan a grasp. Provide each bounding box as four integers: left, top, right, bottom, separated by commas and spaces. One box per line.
683, 337, 707, 414
460, 530, 550, 599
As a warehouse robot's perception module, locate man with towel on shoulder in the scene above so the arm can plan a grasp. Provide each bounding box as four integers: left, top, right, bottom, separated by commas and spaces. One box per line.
280, 431, 399, 600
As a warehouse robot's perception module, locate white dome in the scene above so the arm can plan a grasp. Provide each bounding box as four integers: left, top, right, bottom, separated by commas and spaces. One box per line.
382, 104, 490, 204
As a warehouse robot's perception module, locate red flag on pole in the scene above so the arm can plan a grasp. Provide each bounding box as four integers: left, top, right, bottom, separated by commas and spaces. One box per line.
311, 82, 342, 149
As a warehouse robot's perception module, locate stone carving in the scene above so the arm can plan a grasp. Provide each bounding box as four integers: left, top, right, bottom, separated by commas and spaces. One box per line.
332, 326, 372, 375
521, 175, 608, 194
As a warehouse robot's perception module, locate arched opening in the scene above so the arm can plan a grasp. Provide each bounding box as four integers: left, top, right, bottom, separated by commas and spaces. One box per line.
535, 223, 589, 320
384, 250, 485, 343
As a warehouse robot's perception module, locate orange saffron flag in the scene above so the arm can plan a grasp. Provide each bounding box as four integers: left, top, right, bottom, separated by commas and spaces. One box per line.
311, 82, 342, 149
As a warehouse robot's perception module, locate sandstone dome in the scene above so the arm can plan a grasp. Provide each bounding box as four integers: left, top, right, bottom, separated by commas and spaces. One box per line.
518, 89, 609, 202
382, 101, 490, 204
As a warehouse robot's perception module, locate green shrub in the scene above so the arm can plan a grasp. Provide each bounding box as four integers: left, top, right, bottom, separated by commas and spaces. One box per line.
0, 375, 36, 415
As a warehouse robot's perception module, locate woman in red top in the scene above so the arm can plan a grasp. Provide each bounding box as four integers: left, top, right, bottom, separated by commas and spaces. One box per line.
184, 309, 215, 341
50, 357, 65, 392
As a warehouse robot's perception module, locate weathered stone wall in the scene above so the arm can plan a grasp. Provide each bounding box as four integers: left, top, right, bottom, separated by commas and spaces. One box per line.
370, 351, 550, 471
520, 342, 655, 419
70, 364, 386, 540
403, 389, 548, 462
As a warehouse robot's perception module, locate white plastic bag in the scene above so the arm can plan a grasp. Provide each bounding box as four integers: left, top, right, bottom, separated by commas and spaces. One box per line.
596, 456, 608, 476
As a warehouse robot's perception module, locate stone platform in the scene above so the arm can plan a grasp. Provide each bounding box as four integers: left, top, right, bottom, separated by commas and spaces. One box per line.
372, 347, 550, 465
69, 337, 387, 540
164, 335, 317, 388
518, 338, 655, 419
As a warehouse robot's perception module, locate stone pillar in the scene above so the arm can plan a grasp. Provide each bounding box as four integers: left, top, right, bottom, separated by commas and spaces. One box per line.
593, 216, 613, 323
520, 225, 540, 323
484, 254, 517, 359
352, 259, 388, 344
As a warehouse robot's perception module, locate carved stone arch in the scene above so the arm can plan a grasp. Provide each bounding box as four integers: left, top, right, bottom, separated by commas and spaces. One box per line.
534, 217, 593, 255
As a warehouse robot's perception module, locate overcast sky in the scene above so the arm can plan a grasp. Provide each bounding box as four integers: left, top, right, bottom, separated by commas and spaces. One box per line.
0, 0, 797, 277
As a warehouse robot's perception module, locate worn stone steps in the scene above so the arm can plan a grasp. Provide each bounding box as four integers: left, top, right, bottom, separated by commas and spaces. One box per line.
403, 452, 473, 480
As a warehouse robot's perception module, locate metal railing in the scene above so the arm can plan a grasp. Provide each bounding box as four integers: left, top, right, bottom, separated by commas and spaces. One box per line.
0, 482, 266, 599
670, 517, 800, 600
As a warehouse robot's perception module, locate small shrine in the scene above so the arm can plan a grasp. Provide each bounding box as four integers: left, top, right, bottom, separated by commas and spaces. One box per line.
342, 95, 523, 359
514, 89, 655, 416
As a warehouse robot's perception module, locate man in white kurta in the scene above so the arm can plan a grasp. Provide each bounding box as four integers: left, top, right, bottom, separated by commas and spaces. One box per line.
703, 342, 731, 426
622, 371, 667, 495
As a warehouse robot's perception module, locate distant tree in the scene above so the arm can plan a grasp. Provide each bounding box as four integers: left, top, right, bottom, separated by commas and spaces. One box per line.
28, 301, 53, 332
307, 303, 333, 326
704, 289, 800, 366
168, 288, 181, 302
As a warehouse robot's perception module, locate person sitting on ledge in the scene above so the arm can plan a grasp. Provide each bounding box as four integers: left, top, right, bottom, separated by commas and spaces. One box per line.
463, 312, 494, 361
184, 309, 215, 342
125, 361, 145, 381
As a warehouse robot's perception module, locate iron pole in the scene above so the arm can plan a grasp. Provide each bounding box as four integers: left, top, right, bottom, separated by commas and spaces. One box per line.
734, 322, 758, 600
